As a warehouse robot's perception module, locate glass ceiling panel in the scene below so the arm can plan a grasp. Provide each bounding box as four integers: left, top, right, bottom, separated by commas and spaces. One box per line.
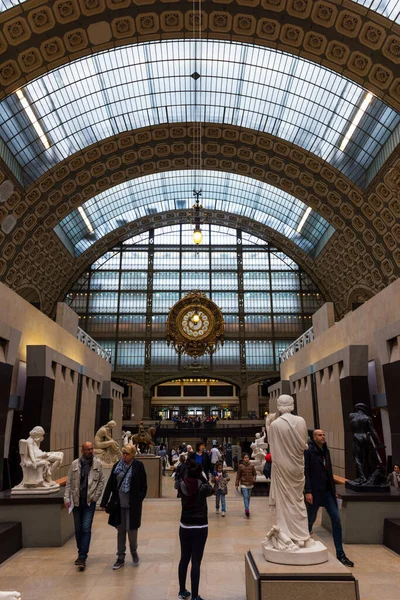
56, 169, 333, 257
0, 41, 398, 188
1, 0, 399, 23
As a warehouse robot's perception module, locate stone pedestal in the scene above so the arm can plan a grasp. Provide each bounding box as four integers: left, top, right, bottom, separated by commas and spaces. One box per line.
135, 455, 161, 498
245, 549, 359, 600
0, 489, 74, 547
263, 541, 328, 566
322, 484, 400, 544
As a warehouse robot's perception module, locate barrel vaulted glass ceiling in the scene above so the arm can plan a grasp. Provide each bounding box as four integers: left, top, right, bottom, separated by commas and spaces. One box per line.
1, 0, 400, 23
56, 170, 334, 257
0, 40, 399, 187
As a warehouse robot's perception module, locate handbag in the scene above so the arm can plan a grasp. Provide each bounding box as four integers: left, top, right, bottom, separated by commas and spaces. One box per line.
105, 464, 132, 516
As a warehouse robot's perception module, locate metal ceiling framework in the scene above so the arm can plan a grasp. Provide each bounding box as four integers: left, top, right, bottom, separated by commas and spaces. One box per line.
0, 0, 399, 319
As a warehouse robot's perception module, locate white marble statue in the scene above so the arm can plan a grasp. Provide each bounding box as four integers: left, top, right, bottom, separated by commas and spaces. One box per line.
12, 426, 64, 495
0, 592, 21, 599
94, 420, 121, 465
263, 395, 328, 565
263, 526, 298, 552
123, 430, 132, 446
250, 429, 268, 476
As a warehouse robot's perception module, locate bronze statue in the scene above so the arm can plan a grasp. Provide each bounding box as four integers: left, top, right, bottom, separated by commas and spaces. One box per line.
131, 422, 155, 454
346, 403, 388, 491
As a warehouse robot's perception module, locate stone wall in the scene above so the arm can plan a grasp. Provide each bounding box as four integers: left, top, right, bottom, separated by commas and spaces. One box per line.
0, 282, 122, 488
274, 279, 400, 477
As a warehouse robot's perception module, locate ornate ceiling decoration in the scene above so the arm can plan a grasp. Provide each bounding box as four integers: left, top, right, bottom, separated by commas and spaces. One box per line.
166, 290, 225, 358
0, 0, 399, 111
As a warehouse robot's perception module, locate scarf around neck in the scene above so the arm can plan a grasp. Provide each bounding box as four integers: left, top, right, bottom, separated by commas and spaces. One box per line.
114, 458, 133, 492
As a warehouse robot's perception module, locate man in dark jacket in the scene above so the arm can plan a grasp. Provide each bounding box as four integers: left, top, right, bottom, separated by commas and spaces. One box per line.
305, 430, 354, 567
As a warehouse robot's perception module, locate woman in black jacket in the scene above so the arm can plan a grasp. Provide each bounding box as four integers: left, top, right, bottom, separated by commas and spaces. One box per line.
101, 443, 147, 570
178, 459, 214, 600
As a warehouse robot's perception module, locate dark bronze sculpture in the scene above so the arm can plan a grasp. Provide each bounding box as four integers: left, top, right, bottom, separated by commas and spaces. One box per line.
346, 403, 389, 492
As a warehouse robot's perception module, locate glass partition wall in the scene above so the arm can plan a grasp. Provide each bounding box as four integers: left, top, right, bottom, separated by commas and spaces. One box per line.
65, 224, 323, 376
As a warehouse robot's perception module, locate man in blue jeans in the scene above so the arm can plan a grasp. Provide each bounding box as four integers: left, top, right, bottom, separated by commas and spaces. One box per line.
305, 430, 354, 567
64, 442, 105, 570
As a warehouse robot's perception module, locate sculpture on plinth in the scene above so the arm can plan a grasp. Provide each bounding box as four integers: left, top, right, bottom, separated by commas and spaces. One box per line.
131, 421, 155, 454
250, 429, 268, 477
262, 395, 328, 565
346, 403, 389, 492
94, 420, 121, 466
12, 426, 64, 495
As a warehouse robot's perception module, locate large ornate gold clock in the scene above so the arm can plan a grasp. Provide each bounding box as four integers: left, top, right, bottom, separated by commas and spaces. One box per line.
166, 291, 225, 358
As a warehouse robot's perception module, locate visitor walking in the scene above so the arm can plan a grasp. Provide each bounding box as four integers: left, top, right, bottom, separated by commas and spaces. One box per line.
211, 461, 230, 516
189, 441, 211, 479
305, 429, 354, 567
157, 446, 167, 476
64, 441, 105, 570
177, 459, 214, 600
235, 453, 256, 518
210, 445, 221, 472
101, 443, 147, 570
387, 463, 400, 487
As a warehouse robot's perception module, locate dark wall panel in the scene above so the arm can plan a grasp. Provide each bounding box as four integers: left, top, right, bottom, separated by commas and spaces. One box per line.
23, 376, 55, 451
0, 363, 13, 491
383, 361, 400, 463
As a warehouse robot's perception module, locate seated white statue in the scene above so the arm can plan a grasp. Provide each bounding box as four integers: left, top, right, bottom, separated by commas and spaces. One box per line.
16, 426, 63, 491
94, 420, 121, 465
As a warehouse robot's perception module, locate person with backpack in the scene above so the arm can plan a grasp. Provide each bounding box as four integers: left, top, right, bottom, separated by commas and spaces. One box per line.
211, 461, 230, 516
177, 459, 214, 600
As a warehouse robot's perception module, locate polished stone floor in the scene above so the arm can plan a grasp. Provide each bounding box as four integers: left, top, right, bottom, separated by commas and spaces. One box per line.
0, 476, 398, 600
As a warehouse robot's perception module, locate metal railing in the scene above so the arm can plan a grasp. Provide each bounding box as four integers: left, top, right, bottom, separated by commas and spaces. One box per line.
77, 327, 112, 363
279, 326, 314, 363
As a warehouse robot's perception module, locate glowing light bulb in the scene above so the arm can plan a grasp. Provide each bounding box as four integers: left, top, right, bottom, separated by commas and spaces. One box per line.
193, 228, 203, 245
192, 314, 200, 323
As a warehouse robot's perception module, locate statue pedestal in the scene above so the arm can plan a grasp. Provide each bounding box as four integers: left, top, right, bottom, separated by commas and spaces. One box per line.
262, 541, 328, 566
11, 483, 60, 495
135, 455, 162, 498
322, 484, 400, 544
0, 489, 74, 547
245, 549, 359, 600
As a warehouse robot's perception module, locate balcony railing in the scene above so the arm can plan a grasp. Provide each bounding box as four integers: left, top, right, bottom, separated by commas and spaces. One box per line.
77, 327, 112, 363
279, 326, 314, 363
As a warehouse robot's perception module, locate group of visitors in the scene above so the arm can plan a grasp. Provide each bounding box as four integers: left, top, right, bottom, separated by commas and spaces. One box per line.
64, 429, 400, 600
173, 415, 221, 429
64, 441, 147, 572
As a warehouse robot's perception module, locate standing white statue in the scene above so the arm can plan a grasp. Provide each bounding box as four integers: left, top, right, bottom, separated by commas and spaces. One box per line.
262, 395, 328, 565
12, 426, 64, 495
94, 420, 121, 465
122, 430, 132, 446
250, 429, 268, 476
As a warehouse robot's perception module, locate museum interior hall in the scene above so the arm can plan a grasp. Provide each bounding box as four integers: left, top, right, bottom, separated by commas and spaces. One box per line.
0, 1, 400, 599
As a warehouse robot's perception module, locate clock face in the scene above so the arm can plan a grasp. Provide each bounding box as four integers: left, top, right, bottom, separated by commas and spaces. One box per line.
179, 307, 213, 340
